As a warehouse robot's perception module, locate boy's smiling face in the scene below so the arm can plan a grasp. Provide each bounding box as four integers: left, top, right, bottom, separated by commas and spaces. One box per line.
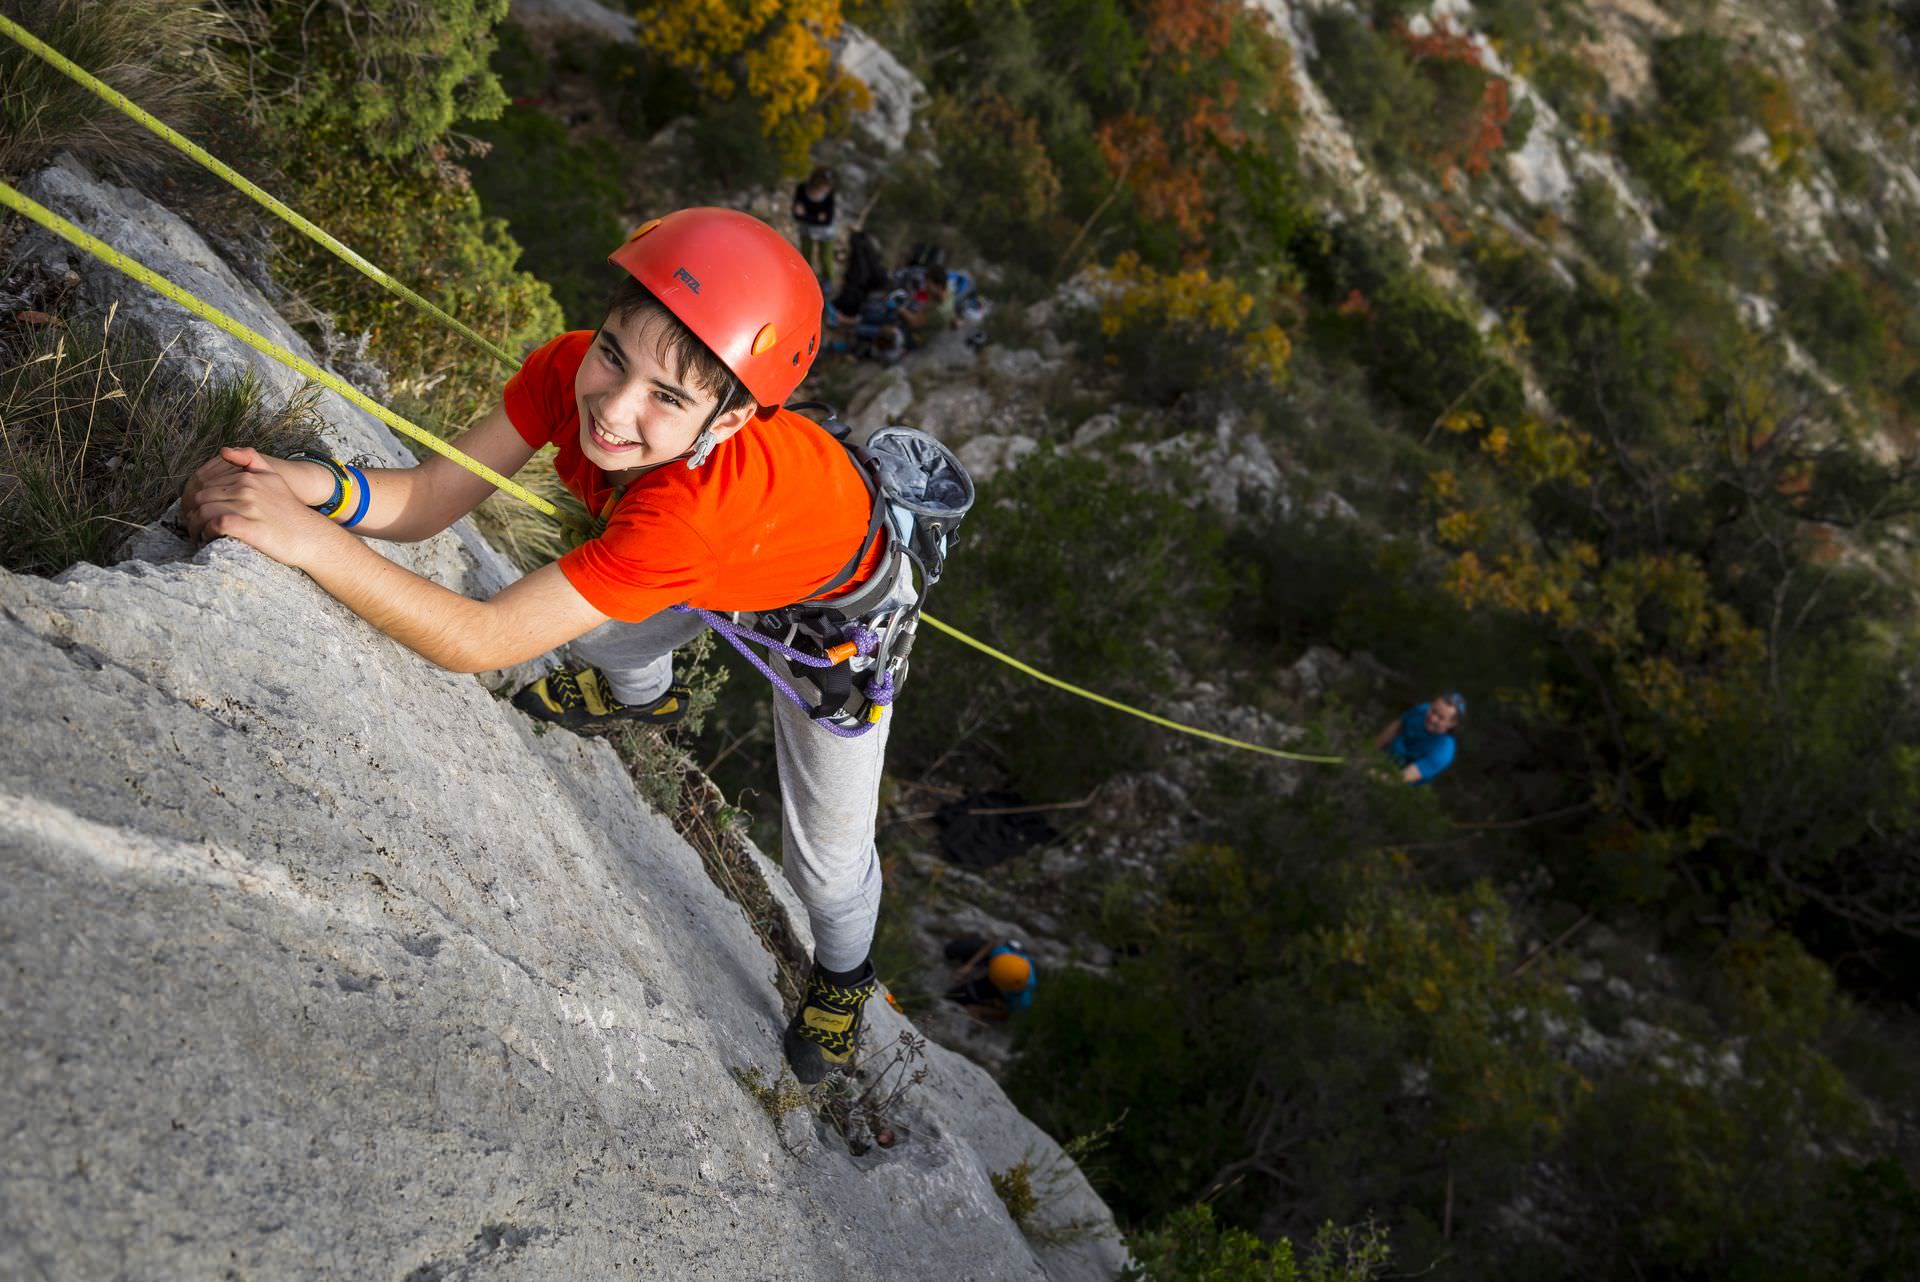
574, 309, 752, 477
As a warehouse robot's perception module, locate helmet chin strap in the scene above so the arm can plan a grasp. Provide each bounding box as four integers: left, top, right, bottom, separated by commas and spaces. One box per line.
684, 381, 738, 470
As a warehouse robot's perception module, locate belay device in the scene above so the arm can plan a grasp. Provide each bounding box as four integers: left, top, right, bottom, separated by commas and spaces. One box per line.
673, 403, 975, 738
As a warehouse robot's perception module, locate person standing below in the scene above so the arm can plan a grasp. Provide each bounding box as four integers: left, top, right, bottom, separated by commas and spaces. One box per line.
791, 166, 837, 282
1374, 693, 1465, 784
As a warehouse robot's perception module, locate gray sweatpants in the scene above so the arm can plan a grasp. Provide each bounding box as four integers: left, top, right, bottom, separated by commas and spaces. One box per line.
569, 607, 888, 973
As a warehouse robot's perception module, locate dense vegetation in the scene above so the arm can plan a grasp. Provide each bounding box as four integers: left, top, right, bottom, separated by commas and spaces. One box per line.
818, 4, 1920, 1277
3, 0, 1919, 1278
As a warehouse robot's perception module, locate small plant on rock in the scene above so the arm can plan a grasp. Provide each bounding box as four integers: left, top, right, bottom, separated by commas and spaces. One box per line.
814, 1029, 928, 1156
992, 1119, 1121, 1248
733, 1065, 813, 1121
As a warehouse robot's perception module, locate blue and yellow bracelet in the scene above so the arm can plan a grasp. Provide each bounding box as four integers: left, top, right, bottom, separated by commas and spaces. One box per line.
289, 451, 371, 528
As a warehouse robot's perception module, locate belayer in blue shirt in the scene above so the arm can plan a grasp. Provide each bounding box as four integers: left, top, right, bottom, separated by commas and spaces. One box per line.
1374, 693, 1465, 784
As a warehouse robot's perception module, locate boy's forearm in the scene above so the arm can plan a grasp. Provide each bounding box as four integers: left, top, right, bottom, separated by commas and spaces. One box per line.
267, 454, 449, 542
348, 467, 460, 542
302, 536, 498, 672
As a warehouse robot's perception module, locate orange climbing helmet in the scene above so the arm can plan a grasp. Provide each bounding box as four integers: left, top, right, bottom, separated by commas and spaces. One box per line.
987, 950, 1033, 994
608, 207, 824, 409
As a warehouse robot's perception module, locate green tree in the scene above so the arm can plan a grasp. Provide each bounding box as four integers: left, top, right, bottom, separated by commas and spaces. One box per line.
221, 0, 511, 158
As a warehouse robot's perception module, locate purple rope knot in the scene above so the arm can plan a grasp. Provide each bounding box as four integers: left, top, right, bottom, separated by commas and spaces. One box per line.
866, 671, 897, 706
850, 624, 880, 657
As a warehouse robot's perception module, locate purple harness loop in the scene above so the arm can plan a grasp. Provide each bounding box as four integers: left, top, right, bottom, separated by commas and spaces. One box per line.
672, 604, 895, 739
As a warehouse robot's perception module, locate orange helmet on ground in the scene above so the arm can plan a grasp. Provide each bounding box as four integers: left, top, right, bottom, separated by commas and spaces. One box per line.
608, 208, 824, 408
987, 950, 1033, 994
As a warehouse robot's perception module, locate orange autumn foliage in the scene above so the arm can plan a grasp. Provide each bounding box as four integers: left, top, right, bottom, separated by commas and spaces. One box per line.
1097, 112, 1211, 242
1144, 0, 1234, 63
1390, 18, 1514, 182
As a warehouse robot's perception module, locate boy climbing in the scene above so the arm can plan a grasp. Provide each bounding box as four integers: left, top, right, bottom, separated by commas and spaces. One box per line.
1374, 693, 1466, 784
181, 208, 901, 1084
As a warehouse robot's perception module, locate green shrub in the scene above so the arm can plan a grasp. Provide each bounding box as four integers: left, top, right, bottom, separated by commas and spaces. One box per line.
1525, 47, 1608, 127
1828, 0, 1920, 126
1006, 963, 1234, 1225
888, 448, 1236, 798
1553, 930, 1888, 1278
467, 103, 629, 328
1570, 175, 1638, 279
0, 0, 230, 181
0, 310, 322, 575
219, 0, 510, 158
272, 131, 563, 424
1307, 12, 1433, 171
1309, 11, 1507, 181
1616, 33, 1774, 267
921, 92, 1070, 278
1122, 1206, 1392, 1282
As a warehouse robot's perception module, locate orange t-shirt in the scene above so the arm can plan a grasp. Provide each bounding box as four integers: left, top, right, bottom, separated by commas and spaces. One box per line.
503, 331, 885, 622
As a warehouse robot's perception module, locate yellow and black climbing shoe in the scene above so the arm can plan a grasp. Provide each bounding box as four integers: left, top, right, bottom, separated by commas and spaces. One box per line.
510, 667, 690, 735
783, 960, 877, 1085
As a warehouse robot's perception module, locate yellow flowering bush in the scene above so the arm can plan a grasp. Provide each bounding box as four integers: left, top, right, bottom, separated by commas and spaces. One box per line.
631, 0, 862, 171
1088, 252, 1293, 399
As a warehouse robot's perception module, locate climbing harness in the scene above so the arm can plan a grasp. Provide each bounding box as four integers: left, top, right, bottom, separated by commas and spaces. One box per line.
0, 13, 1349, 766
673, 403, 974, 739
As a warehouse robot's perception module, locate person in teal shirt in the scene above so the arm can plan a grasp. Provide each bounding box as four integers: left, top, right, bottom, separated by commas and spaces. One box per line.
1374, 693, 1465, 784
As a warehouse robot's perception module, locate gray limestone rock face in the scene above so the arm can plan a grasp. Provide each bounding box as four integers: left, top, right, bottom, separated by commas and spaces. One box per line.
0, 158, 1125, 1280
830, 27, 928, 154
846, 364, 914, 433
0, 549, 1113, 1281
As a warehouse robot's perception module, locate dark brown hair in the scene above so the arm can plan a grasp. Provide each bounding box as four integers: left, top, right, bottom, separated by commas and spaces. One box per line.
603, 274, 744, 408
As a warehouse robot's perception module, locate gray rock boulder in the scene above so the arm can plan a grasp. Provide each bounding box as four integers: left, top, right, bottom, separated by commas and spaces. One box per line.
957, 433, 1040, 485
846, 364, 914, 432
1122, 413, 1288, 515
510, 0, 637, 42
831, 26, 928, 154
915, 381, 1003, 442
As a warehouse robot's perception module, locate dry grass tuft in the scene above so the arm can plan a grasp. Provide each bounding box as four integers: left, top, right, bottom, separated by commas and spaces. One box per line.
0, 0, 233, 182
0, 307, 322, 574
